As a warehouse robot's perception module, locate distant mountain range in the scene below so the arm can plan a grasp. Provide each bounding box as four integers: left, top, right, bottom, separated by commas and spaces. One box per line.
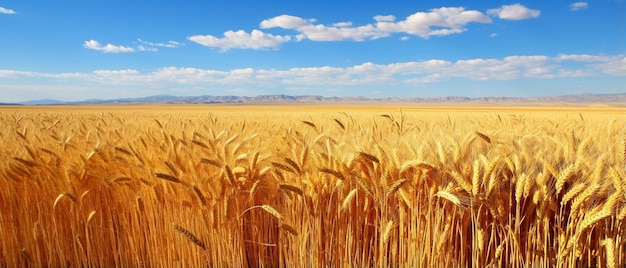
5, 93, 626, 106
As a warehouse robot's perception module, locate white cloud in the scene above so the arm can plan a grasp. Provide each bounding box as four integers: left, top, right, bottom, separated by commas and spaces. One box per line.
190, 5, 541, 50
188, 29, 292, 51
558, 69, 593, 78
504, 55, 550, 66
151, 67, 228, 83
592, 57, 626, 76
556, 54, 618, 62
373, 15, 396, 22
487, 4, 540, 20
490, 33, 498, 38
260, 15, 312, 29
93, 69, 140, 76
332, 21, 353, 27
300, 23, 383, 41
262, 15, 386, 41
0, 69, 88, 79
84, 39, 182, 53
0, 70, 32, 77
382, 7, 492, 38
136, 46, 158, 52
260, 8, 491, 41
0, 7, 15, 14
386, 60, 452, 74
570, 2, 588, 11
3, 54, 622, 95
83, 40, 135, 53
137, 39, 183, 48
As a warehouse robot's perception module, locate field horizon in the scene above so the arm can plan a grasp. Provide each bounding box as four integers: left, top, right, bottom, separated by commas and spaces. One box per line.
2, 103, 626, 112
7, 92, 626, 107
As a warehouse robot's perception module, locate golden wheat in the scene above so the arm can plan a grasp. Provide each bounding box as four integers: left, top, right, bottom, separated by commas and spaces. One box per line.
0, 105, 623, 267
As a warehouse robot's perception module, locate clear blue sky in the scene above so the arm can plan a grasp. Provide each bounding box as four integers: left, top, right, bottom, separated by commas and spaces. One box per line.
0, 1, 624, 102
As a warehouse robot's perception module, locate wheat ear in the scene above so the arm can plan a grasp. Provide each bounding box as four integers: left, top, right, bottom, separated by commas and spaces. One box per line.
172, 223, 206, 251
342, 189, 358, 211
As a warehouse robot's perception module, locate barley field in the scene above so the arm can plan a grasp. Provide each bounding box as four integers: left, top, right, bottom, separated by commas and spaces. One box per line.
0, 105, 624, 267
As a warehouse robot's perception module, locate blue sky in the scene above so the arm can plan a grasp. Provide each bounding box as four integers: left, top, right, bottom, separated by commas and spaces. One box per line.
0, 1, 624, 102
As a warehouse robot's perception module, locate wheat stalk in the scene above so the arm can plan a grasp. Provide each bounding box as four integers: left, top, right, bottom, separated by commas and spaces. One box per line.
319, 168, 345, 180
602, 238, 617, 268
200, 158, 222, 168
302, 120, 317, 130
355, 176, 374, 197
358, 151, 380, 164
284, 158, 302, 174
435, 189, 470, 210
450, 170, 472, 193
224, 165, 235, 184
86, 210, 97, 224
279, 183, 304, 196
472, 159, 481, 196
386, 178, 408, 197
333, 118, 345, 131
249, 180, 261, 201
475, 131, 491, 144
560, 182, 587, 205
382, 220, 394, 244
53, 193, 77, 209
272, 162, 296, 174
190, 185, 207, 206
281, 223, 299, 236
556, 163, 577, 195
240, 204, 284, 222
136, 196, 145, 213
155, 172, 181, 183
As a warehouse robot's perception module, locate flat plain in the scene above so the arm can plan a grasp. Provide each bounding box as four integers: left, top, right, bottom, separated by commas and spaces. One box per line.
0, 105, 624, 267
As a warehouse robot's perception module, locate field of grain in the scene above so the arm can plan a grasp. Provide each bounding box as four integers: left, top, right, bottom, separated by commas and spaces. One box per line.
0, 105, 624, 267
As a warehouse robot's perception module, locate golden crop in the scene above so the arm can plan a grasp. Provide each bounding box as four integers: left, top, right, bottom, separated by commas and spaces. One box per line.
0, 105, 624, 267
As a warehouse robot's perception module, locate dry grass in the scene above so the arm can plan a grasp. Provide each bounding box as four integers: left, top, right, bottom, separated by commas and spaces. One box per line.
0, 105, 624, 267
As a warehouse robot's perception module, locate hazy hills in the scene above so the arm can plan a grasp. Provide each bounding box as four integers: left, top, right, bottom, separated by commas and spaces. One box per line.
7, 93, 626, 106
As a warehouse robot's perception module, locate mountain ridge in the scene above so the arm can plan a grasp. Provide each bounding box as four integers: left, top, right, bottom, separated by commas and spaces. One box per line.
8, 93, 626, 106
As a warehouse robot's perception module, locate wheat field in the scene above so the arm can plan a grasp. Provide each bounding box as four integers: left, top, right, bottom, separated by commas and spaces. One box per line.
0, 105, 624, 267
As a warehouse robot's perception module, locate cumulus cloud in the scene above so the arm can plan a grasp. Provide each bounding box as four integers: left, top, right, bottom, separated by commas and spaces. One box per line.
261, 15, 386, 41
260, 7, 491, 41
84, 40, 136, 53
570, 2, 588, 11
3, 54, 624, 102
259, 15, 311, 29
0, 7, 15, 14
188, 29, 292, 51
594, 57, 626, 76
378, 7, 493, 38
4, 54, 622, 93
151, 67, 228, 83
84, 39, 183, 53
189, 5, 543, 50
556, 54, 626, 76
487, 4, 540, 20
92, 69, 140, 76
373, 15, 396, 22
555, 54, 621, 62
